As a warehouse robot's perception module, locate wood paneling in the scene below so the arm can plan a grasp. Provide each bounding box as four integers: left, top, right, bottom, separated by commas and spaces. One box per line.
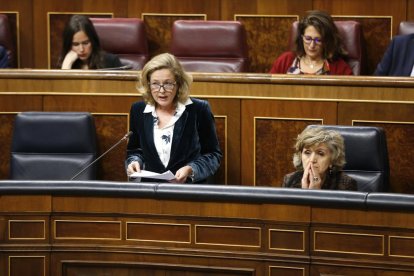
221, 0, 311, 20
313, 0, 407, 35
47, 13, 112, 69
142, 14, 206, 58
236, 15, 298, 73
0, 0, 33, 68
241, 100, 337, 186
338, 102, 414, 193
2, 186, 414, 275
333, 16, 392, 75
1, 0, 413, 71
2, 71, 414, 192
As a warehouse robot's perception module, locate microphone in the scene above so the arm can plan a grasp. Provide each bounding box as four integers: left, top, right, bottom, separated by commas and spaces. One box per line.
70, 131, 133, 180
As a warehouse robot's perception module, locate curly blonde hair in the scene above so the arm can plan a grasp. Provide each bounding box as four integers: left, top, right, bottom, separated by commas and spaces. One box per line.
292, 127, 346, 172
136, 53, 192, 106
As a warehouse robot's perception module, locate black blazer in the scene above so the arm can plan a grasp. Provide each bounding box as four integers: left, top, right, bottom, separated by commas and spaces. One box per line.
126, 98, 222, 183
374, 34, 414, 76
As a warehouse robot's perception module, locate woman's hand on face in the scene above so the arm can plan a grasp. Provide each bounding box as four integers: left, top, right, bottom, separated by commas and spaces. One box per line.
302, 162, 322, 189
172, 165, 193, 184
127, 161, 141, 176
301, 162, 311, 189
61, 50, 79, 69
308, 162, 322, 189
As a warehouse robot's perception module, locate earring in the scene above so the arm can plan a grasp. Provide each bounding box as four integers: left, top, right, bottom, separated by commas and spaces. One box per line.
329, 165, 333, 175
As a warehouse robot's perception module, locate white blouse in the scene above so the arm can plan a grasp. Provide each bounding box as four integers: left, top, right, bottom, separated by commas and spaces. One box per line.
143, 99, 192, 167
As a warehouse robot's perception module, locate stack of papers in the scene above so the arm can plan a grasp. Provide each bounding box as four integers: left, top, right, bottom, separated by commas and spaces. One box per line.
130, 170, 175, 181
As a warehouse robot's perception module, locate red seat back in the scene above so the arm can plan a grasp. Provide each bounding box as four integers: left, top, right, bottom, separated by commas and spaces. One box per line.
91, 18, 149, 70
170, 20, 249, 72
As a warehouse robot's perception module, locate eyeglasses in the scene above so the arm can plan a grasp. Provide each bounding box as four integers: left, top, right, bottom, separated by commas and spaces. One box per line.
150, 82, 176, 92
302, 35, 322, 45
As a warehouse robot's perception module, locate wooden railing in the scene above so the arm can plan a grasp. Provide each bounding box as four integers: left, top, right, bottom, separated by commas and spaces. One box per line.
1, 70, 414, 193
1, 180, 414, 276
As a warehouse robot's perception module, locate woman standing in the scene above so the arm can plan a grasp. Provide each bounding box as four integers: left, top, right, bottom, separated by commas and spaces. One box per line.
126, 53, 222, 183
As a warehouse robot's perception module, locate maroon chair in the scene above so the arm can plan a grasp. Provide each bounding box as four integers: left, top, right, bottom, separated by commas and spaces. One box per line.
398, 21, 414, 35
290, 20, 365, 75
0, 14, 15, 68
170, 20, 249, 72
90, 18, 149, 70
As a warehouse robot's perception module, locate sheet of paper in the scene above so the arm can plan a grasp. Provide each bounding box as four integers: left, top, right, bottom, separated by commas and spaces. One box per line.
130, 170, 175, 181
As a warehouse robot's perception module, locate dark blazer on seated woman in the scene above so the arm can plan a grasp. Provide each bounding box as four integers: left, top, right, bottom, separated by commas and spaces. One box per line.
126, 98, 222, 183
283, 171, 357, 190
374, 33, 414, 76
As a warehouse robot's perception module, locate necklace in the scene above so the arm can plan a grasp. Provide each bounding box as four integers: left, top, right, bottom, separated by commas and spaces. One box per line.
303, 57, 322, 69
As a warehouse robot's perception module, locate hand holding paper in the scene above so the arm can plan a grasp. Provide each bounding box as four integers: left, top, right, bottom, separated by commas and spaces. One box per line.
129, 170, 175, 181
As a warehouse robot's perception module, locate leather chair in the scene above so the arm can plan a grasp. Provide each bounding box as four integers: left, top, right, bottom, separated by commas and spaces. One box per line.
170, 20, 249, 72
290, 20, 365, 75
10, 112, 97, 180
398, 21, 414, 35
90, 17, 149, 70
0, 14, 15, 67
306, 125, 389, 192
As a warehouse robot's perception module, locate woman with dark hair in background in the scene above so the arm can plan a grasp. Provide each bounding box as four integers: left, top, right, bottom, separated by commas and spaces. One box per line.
58, 14, 122, 69
269, 10, 352, 75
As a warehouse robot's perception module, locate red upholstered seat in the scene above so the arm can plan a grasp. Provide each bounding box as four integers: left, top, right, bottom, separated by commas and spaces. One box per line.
90, 18, 149, 70
398, 21, 414, 35
170, 20, 249, 72
0, 14, 15, 67
290, 20, 365, 75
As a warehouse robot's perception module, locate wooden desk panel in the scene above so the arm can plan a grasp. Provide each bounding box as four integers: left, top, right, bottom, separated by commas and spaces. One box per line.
1, 71, 414, 192
0, 186, 414, 276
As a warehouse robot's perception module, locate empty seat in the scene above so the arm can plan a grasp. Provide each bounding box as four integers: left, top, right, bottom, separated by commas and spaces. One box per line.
290, 20, 365, 75
170, 20, 249, 72
10, 112, 98, 180
90, 17, 149, 70
307, 125, 389, 192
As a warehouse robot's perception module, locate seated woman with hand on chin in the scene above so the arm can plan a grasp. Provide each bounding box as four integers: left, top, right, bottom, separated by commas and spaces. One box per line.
269, 10, 352, 75
283, 127, 357, 190
58, 15, 122, 69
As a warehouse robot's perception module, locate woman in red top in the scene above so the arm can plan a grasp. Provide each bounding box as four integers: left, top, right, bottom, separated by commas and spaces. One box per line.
269, 10, 352, 75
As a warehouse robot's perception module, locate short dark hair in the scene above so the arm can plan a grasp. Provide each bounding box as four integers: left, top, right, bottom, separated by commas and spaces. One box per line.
295, 10, 347, 60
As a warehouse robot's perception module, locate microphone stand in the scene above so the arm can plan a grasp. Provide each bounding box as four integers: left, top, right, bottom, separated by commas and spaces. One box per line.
70, 131, 133, 180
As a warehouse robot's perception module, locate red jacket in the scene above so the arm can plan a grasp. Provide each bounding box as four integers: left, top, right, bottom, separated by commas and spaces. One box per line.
269, 51, 353, 75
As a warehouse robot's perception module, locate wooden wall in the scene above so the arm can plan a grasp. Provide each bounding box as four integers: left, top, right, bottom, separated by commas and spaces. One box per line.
2, 185, 414, 276
1, 70, 414, 194
0, 0, 413, 73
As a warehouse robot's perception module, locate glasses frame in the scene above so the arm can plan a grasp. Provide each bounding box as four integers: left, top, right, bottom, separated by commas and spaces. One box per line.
302, 35, 323, 45
149, 82, 177, 92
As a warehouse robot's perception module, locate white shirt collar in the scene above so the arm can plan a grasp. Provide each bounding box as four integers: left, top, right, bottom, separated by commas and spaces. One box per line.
143, 98, 193, 114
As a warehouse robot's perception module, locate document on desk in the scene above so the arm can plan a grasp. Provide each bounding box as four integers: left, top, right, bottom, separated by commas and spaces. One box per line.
130, 170, 175, 181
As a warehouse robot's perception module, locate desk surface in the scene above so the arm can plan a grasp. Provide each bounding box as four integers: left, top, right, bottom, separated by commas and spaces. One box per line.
1, 180, 414, 276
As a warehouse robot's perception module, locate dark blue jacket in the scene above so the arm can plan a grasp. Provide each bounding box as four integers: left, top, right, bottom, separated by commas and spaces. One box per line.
126, 98, 222, 183
374, 34, 414, 76
0, 45, 9, 68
